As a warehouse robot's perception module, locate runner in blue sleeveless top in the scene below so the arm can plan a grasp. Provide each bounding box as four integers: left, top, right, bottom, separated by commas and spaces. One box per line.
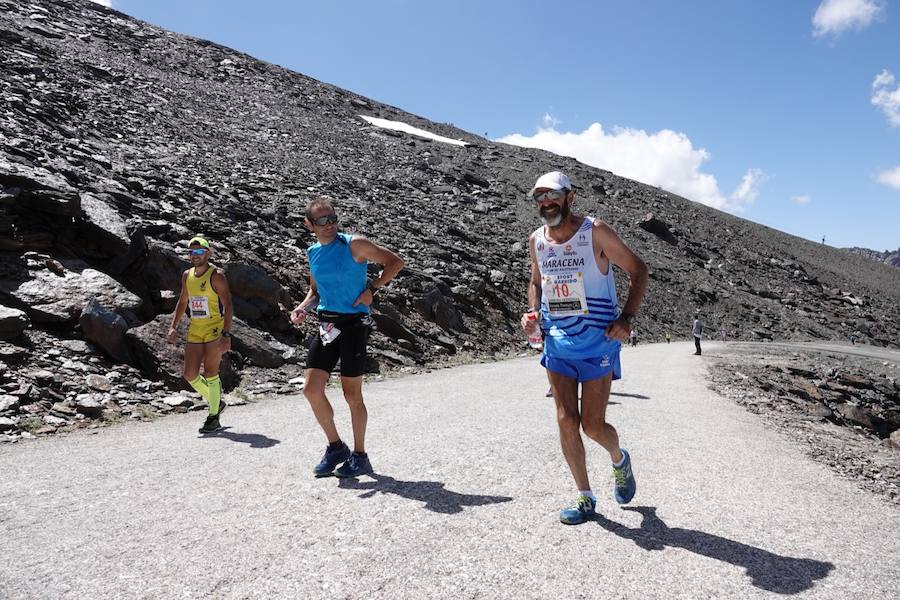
521, 171, 648, 525
291, 197, 405, 479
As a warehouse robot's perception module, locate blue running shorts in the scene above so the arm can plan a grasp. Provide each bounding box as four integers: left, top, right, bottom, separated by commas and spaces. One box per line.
541, 351, 622, 383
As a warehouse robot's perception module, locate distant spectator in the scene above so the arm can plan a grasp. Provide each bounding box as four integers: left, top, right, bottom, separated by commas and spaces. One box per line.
665, 331, 671, 344
692, 315, 704, 356
629, 329, 638, 347
719, 326, 727, 343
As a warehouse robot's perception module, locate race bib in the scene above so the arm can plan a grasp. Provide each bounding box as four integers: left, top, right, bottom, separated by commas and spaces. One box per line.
544, 272, 588, 316
319, 323, 342, 345
189, 296, 210, 318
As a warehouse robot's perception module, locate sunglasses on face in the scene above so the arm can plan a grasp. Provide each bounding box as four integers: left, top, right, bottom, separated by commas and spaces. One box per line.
189, 248, 207, 256
311, 213, 338, 226
528, 189, 567, 204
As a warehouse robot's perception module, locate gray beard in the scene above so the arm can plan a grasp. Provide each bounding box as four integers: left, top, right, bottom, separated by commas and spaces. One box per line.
541, 200, 569, 228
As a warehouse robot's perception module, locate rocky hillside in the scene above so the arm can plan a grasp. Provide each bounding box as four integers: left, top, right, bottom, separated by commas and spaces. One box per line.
845, 247, 900, 269
2, 0, 899, 437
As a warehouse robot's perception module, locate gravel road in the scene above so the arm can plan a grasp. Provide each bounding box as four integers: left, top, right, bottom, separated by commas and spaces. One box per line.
1, 341, 898, 599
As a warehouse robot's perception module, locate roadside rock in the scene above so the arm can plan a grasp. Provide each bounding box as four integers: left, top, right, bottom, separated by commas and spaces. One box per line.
0, 305, 29, 340
79, 297, 132, 363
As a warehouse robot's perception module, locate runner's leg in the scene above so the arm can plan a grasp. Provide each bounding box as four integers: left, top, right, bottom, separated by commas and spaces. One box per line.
580, 373, 623, 463
184, 343, 207, 400
548, 369, 590, 491
340, 376, 366, 454
303, 368, 341, 443
202, 340, 224, 415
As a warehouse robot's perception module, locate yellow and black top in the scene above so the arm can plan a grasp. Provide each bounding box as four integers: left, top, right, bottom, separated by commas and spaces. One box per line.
186, 266, 223, 321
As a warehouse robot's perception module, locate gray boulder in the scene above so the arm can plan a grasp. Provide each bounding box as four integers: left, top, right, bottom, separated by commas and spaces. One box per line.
0, 305, 29, 340
74, 394, 105, 419
79, 297, 132, 363
1, 159, 82, 217
638, 213, 678, 246
231, 319, 285, 368
0, 257, 143, 325
414, 285, 465, 332
224, 263, 290, 320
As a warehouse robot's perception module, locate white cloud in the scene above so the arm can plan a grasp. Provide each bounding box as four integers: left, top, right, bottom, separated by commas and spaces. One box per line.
90, 0, 113, 6
812, 0, 885, 37
876, 166, 900, 189
541, 113, 561, 128
731, 168, 767, 209
497, 122, 765, 213
792, 194, 812, 205
872, 69, 900, 126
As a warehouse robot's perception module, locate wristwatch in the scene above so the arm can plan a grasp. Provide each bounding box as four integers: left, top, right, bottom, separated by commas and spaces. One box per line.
221, 331, 233, 338
621, 313, 636, 325
367, 283, 380, 296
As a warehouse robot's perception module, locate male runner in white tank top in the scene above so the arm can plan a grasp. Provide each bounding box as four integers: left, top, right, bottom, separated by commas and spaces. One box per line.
521, 171, 648, 525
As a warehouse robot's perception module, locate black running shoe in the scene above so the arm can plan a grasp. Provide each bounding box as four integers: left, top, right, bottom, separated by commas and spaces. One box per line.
334, 452, 373, 478
199, 413, 221, 434
313, 442, 351, 477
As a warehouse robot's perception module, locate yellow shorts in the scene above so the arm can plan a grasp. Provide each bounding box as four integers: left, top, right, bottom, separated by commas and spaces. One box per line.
186, 318, 225, 344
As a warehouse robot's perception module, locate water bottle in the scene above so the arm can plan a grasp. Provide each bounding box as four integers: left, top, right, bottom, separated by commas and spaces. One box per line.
526, 312, 543, 350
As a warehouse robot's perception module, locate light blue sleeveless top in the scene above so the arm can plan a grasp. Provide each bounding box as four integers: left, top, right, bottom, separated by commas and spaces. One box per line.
534, 217, 621, 359
308, 233, 369, 315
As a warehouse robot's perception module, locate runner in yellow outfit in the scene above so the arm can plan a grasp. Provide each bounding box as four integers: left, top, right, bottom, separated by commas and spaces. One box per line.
167, 237, 234, 433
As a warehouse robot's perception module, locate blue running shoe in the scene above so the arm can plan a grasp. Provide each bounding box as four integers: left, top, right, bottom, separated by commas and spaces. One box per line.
313, 442, 351, 477
559, 494, 596, 525
334, 452, 373, 478
613, 449, 636, 504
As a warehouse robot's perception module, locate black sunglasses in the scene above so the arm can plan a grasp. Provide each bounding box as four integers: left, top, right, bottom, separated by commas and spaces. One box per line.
528, 189, 568, 204
311, 213, 338, 226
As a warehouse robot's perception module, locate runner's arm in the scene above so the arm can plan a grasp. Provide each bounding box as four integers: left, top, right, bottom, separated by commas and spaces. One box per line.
349, 237, 405, 307
211, 271, 233, 334
167, 271, 190, 343
594, 221, 647, 339
350, 236, 405, 290
521, 232, 542, 333
291, 273, 319, 324
298, 273, 319, 312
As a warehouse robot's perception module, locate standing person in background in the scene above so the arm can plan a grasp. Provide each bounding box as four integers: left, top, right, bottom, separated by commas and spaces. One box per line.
629, 328, 637, 347
692, 314, 704, 356
719, 326, 727, 343
521, 171, 648, 526
291, 197, 405, 479
665, 331, 671, 344
168, 237, 233, 434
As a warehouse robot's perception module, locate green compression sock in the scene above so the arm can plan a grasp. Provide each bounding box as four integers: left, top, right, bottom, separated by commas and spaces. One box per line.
207, 375, 221, 416
188, 375, 209, 401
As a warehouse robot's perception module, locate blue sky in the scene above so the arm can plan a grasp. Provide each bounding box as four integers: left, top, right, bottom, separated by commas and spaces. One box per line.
100, 0, 899, 251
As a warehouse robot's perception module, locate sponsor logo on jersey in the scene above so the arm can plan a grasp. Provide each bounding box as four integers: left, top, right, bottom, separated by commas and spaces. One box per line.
541, 258, 586, 269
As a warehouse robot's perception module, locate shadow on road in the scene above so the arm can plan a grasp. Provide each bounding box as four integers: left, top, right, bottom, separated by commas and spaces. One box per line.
199, 427, 280, 448
595, 507, 833, 594
338, 473, 513, 514
610, 392, 650, 399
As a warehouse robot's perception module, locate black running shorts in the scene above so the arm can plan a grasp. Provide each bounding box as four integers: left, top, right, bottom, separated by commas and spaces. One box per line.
307, 313, 370, 377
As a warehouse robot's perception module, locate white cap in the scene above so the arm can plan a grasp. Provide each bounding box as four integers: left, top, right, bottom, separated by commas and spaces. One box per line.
530, 171, 572, 194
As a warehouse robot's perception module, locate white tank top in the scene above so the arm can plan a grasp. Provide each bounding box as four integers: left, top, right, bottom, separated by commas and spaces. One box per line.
533, 217, 620, 358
